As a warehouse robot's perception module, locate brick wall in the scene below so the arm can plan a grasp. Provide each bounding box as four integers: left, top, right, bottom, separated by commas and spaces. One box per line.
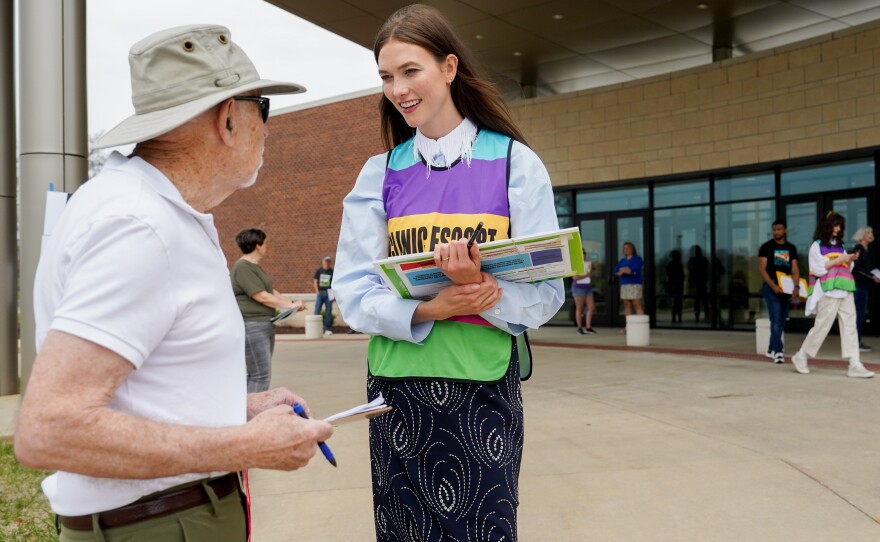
213, 93, 385, 293
513, 20, 880, 186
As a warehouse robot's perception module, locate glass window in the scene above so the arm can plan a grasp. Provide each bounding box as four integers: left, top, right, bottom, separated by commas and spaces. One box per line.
715, 171, 775, 202
581, 218, 607, 323
554, 191, 573, 217
781, 159, 874, 196
577, 186, 649, 213
781, 200, 815, 324
833, 197, 868, 236
654, 179, 710, 208
557, 215, 573, 229
714, 200, 774, 329
653, 206, 711, 327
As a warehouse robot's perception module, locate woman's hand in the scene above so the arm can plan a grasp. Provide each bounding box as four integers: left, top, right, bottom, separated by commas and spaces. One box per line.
413, 273, 502, 323
829, 253, 857, 268
434, 239, 482, 285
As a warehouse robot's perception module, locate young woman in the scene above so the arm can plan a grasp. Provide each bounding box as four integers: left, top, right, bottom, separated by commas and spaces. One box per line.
614, 241, 644, 319
332, 5, 564, 540
791, 213, 874, 378
572, 249, 596, 334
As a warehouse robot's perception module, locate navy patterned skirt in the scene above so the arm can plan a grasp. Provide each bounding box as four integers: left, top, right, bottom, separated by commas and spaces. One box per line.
367, 349, 523, 542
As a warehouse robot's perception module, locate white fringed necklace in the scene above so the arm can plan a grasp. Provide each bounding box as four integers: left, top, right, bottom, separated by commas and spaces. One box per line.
413, 118, 478, 178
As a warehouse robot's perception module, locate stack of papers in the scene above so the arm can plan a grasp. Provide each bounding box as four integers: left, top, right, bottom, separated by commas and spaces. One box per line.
323, 394, 392, 426
775, 271, 808, 298
373, 227, 584, 300
269, 306, 296, 323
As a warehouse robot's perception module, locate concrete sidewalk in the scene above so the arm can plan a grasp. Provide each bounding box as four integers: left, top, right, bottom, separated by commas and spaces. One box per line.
3, 327, 879, 540
527, 324, 880, 369
251, 330, 880, 541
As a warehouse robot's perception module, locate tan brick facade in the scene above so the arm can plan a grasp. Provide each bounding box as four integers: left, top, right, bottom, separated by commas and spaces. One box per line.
214, 20, 880, 292
518, 20, 880, 187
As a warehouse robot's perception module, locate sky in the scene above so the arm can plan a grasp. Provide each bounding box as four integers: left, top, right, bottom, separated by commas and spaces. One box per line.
87, 0, 381, 136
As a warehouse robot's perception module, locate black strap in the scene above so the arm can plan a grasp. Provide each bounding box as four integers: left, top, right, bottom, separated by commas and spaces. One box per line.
515, 332, 533, 381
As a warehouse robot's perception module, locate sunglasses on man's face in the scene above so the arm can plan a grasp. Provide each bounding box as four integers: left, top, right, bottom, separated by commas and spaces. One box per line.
233, 96, 270, 123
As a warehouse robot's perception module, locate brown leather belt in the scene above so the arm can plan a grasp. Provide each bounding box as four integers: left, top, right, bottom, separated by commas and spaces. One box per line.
57, 472, 239, 531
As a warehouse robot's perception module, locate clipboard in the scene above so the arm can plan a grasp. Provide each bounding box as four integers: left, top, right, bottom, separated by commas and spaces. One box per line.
270, 307, 296, 323
775, 271, 807, 298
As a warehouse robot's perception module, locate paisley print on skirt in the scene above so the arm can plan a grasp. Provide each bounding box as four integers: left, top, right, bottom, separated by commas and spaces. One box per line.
368, 351, 523, 542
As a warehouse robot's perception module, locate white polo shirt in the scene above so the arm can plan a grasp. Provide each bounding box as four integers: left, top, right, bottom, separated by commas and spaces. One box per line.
33, 152, 246, 515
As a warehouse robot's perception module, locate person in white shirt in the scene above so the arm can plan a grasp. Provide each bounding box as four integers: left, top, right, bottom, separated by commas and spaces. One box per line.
14, 25, 333, 541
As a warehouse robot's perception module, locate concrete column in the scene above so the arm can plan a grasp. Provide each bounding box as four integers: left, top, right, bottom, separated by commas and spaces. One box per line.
0, 0, 18, 395
19, 0, 88, 387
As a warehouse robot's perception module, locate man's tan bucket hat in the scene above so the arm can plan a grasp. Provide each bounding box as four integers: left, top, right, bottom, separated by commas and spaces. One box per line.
96, 24, 305, 149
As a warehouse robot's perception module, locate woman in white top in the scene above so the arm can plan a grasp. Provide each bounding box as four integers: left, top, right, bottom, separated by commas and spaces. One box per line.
791, 212, 874, 378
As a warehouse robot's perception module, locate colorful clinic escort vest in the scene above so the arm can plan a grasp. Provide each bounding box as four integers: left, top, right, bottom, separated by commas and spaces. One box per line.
807, 242, 856, 295
368, 130, 514, 382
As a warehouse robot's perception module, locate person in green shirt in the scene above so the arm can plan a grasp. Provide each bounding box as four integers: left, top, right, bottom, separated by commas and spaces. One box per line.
231, 229, 305, 392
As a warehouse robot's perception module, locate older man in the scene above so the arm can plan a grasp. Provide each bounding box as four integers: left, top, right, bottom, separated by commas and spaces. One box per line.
14, 25, 333, 541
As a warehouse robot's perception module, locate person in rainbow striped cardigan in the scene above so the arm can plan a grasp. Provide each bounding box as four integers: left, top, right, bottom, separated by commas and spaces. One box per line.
791, 212, 874, 378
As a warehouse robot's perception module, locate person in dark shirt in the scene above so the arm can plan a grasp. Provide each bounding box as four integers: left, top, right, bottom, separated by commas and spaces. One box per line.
688, 245, 710, 323
313, 256, 335, 335
850, 226, 880, 352
758, 220, 800, 364
666, 249, 685, 323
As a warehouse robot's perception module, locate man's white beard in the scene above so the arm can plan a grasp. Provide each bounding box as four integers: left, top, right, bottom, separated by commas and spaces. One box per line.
239, 157, 263, 189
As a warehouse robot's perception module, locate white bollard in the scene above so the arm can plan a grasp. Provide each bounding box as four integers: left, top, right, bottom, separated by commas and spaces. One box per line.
305, 314, 323, 339
755, 318, 771, 354
626, 314, 650, 346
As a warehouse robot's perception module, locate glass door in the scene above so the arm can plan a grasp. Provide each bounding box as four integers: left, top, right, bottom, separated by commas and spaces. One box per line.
833, 196, 868, 236
579, 218, 607, 324
612, 214, 648, 327
576, 212, 648, 328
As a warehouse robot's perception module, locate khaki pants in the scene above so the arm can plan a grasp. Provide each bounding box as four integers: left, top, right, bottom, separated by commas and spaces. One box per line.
799, 293, 859, 360
59, 484, 247, 542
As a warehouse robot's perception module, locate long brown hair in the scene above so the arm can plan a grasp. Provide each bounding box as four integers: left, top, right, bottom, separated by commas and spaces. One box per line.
814, 211, 845, 246
373, 4, 528, 150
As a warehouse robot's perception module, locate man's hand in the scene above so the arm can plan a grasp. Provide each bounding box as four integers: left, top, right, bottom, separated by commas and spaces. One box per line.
16, 332, 333, 478
247, 387, 307, 420
243, 405, 334, 471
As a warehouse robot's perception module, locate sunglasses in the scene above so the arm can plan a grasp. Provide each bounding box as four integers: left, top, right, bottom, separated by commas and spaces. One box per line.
233, 96, 270, 123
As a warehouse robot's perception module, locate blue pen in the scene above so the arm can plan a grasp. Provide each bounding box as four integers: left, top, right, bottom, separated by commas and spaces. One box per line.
292, 403, 337, 467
